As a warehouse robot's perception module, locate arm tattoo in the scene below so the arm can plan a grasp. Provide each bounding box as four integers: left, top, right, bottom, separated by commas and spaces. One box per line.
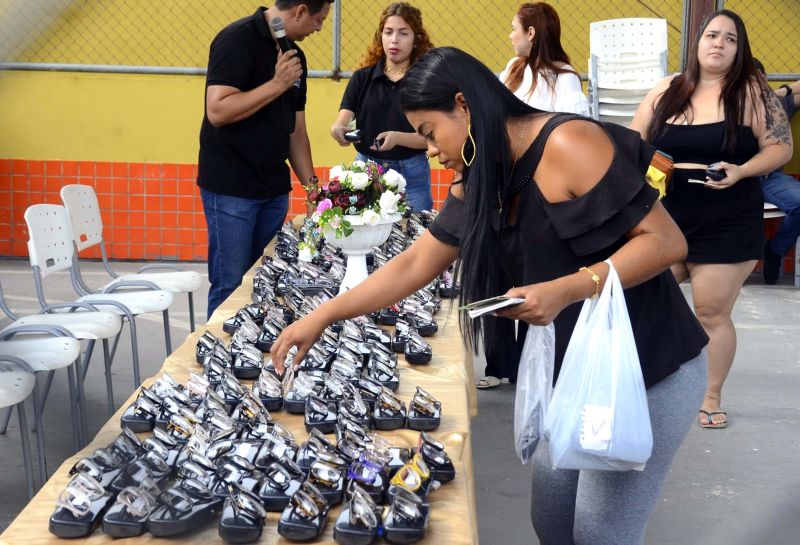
763, 90, 792, 145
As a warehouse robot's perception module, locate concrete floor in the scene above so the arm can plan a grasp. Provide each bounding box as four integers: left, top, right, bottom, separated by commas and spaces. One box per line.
1, 258, 799, 544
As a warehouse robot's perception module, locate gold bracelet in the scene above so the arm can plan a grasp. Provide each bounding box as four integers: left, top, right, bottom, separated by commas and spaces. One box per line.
579, 266, 601, 299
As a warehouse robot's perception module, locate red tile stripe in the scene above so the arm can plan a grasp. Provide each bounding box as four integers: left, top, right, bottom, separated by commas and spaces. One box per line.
2, 158, 794, 274
0, 159, 458, 261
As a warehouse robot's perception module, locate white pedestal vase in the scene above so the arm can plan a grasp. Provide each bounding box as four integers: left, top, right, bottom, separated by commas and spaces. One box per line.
324, 214, 400, 294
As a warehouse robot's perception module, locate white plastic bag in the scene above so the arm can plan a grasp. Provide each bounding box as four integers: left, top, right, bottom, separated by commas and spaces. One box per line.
544, 260, 653, 471
513, 323, 555, 464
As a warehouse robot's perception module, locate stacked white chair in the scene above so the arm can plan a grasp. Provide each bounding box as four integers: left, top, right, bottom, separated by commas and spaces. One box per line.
0, 317, 80, 485
588, 18, 668, 127
60, 184, 203, 332
0, 355, 38, 499
0, 280, 121, 451
23, 204, 173, 423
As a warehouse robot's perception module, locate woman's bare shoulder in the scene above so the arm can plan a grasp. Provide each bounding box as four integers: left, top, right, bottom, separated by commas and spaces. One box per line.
537, 120, 614, 200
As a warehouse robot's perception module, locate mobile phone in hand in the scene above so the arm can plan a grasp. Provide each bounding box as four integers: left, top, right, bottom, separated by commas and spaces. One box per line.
344, 129, 362, 142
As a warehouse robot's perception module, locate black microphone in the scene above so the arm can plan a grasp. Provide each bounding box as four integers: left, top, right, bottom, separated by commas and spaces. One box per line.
270, 17, 293, 53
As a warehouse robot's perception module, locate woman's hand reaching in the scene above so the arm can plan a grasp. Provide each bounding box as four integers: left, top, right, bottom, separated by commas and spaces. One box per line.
495, 279, 573, 325
271, 312, 329, 375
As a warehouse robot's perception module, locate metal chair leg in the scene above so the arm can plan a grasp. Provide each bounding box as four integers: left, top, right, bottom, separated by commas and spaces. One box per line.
0, 407, 13, 434
31, 380, 48, 485
35, 371, 56, 423
188, 292, 196, 332
75, 360, 89, 447
77, 340, 95, 447
102, 339, 114, 415
162, 308, 172, 355
127, 317, 141, 388
16, 402, 35, 500
78, 340, 96, 384
108, 331, 122, 365
66, 363, 81, 452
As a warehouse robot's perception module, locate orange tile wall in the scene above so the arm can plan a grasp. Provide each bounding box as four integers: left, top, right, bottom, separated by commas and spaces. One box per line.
0, 159, 456, 261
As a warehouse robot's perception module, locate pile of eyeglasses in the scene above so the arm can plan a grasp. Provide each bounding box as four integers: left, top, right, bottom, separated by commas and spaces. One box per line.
54, 215, 462, 542
52, 378, 456, 545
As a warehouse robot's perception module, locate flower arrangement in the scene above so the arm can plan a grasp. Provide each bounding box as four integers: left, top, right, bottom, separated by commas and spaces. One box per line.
299, 159, 407, 259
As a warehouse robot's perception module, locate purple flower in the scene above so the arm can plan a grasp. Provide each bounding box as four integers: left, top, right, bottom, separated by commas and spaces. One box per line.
328, 180, 342, 193
316, 198, 333, 213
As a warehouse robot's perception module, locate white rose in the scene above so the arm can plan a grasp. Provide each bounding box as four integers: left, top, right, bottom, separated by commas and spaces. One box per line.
383, 168, 407, 192
379, 190, 401, 217
362, 209, 381, 226
350, 172, 370, 190
328, 165, 345, 181
352, 160, 366, 170
298, 247, 314, 262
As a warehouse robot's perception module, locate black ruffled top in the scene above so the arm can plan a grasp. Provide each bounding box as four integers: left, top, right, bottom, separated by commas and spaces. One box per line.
429, 114, 708, 388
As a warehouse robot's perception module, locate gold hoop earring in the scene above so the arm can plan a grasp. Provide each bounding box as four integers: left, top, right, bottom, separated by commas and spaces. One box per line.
461, 122, 476, 167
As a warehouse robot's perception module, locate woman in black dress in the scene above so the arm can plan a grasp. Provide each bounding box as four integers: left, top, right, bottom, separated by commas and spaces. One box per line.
631, 10, 792, 429
329, 2, 434, 211
274, 47, 709, 544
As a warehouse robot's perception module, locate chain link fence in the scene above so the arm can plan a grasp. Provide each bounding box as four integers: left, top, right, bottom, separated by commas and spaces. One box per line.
0, 0, 333, 72
724, 0, 800, 79
0, 0, 795, 78
342, 0, 684, 76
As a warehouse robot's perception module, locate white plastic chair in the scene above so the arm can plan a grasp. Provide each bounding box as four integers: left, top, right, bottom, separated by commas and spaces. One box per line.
589, 18, 668, 61
60, 184, 203, 331
0, 321, 80, 484
0, 355, 37, 499
0, 280, 121, 449
588, 18, 668, 124
23, 204, 174, 411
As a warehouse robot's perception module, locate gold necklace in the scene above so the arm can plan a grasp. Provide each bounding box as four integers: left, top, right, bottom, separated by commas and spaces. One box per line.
499, 119, 530, 214
384, 64, 408, 75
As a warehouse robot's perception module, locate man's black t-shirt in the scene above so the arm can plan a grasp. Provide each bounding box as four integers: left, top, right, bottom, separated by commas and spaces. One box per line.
198, 7, 307, 199
340, 61, 422, 161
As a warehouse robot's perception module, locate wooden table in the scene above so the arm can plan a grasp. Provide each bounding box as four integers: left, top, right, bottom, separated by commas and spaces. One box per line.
0, 254, 479, 544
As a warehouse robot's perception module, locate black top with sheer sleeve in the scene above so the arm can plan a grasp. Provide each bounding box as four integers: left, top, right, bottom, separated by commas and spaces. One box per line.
429, 114, 708, 388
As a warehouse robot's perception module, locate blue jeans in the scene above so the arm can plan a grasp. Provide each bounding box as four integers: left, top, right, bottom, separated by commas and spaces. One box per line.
761, 170, 800, 256
200, 188, 289, 318
356, 152, 433, 211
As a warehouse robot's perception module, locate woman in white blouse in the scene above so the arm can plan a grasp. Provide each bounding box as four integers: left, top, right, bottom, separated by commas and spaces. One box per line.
478, 2, 588, 390
500, 2, 589, 115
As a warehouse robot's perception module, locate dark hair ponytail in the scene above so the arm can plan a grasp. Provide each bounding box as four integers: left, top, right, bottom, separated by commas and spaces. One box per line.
399, 47, 543, 352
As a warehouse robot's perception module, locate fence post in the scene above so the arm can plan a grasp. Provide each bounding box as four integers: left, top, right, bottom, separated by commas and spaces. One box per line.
331, 0, 342, 80
681, 0, 717, 70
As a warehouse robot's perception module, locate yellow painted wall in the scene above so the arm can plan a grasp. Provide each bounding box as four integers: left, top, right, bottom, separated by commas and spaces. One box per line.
0, 70, 355, 167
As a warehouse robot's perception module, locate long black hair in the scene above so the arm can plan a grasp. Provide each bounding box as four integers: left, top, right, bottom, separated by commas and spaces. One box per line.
399, 46, 544, 353
645, 9, 770, 152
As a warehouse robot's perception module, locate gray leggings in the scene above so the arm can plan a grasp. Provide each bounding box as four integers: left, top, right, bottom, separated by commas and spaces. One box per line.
531, 351, 707, 545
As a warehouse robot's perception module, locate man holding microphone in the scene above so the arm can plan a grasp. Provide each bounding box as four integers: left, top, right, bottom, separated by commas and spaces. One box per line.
197, 0, 333, 318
